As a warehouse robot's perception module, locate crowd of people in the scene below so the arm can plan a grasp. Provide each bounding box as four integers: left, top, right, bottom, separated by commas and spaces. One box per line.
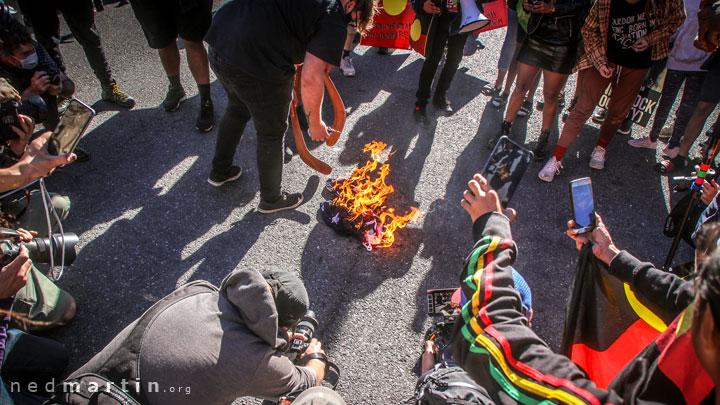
0, 0, 715, 403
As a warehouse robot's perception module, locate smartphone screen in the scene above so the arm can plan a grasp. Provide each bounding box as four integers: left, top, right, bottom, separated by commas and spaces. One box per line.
427, 289, 458, 316
570, 178, 595, 230
50, 99, 95, 155
481, 136, 534, 208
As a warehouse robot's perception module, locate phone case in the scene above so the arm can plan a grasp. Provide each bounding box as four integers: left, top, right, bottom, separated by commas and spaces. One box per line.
51, 98, 96, 156
481, 136, 534, 208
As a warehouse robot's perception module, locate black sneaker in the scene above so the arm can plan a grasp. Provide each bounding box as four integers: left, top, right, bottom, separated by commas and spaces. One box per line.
208, 165, 242, 187
617, 118, 633, 136
413, 105, 430, 125
432, 95, 453, 115
102, 80, 135, 108
162, 85, 186, 112
257, 192, 303, 214
517, 100, 532, 118
196, 99, 214, 132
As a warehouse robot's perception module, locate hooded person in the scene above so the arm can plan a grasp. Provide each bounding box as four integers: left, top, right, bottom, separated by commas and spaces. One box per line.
66, 267, 327, 405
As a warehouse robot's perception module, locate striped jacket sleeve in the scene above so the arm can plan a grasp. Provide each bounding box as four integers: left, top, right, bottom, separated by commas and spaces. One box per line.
451, 212, 623, 404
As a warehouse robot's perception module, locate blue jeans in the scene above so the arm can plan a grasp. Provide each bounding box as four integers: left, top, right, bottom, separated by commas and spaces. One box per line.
209, 48, 293, 202
498, 9, 518, 72
1, 329, 68, 404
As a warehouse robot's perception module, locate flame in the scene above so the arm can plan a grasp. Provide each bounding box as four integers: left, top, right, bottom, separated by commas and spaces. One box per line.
332, 141, 421, 248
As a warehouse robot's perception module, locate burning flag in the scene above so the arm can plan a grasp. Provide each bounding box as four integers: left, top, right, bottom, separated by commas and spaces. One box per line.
320, 141, 420, 251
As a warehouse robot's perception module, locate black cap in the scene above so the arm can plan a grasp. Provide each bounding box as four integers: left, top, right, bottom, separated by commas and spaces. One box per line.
261, 268, 309, 328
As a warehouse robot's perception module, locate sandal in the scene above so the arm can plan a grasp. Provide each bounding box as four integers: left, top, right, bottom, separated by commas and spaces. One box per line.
655, 156, 687, 173
481, 83, 500, 97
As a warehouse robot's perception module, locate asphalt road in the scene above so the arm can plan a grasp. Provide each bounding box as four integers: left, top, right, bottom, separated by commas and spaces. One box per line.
40, 2, 716, 404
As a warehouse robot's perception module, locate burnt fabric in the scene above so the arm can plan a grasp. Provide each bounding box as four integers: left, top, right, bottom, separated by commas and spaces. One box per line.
451, 212, 716, 404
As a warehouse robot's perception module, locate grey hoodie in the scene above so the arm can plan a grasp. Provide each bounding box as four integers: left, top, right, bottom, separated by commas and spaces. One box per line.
70, 268, 316, 404
667, 0, 710, 71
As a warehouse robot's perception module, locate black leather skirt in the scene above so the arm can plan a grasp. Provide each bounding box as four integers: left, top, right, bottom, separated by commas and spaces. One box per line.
517, 36, 578, 74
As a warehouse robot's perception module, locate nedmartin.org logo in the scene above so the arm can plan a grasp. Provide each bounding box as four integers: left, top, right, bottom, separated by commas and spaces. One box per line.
8, 379, 192, 396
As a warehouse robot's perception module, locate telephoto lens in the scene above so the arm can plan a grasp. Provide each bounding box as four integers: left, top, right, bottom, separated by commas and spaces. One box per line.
0, 233, 78, 266
286, 310, 318, 362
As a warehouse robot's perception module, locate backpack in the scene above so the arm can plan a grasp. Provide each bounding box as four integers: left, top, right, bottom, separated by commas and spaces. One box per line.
664, 192, 707, 248
413, 365, 494, 404
46, 281, 218, 405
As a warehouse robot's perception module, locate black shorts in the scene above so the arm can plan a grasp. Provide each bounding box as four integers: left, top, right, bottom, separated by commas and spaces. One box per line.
700, 59, 720, 104
130, 0, 213, 49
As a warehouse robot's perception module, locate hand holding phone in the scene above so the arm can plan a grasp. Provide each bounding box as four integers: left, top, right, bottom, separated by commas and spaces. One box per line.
569, 177, 595, 233
48, 99, 95, 157
481, 136, 534, 208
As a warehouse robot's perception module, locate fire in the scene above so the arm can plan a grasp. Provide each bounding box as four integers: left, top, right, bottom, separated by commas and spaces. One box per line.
331, 141, 420, 249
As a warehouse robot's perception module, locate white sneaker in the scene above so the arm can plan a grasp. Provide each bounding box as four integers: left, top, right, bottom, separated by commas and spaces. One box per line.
589, 146, 606, 169
627, 136, 657, 149
538, 156, 563, 182
340, 55, 356, 77
662, 144, 680, 158
658, 123, 674, 139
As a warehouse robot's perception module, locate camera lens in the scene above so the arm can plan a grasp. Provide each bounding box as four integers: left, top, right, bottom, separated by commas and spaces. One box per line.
22, 233, 78, 266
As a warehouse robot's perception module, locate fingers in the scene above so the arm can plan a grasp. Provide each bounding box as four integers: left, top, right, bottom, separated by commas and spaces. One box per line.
503, 207, 517, 222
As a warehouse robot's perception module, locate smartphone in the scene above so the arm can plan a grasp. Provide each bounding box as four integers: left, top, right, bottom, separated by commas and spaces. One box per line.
570, 177, 596, 233
481, 136, 534, 208
427, 288, 459, 317
48, 99, 95, 156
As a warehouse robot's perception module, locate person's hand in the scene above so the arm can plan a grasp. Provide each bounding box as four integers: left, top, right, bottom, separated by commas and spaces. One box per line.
702, 179, 719, 205
461, 173, 504, 223
0, 78, 20, 104
531, 1, 555, 13
598, 64, 615, 79
301, 338, 326, 357
631, 37, 649, 52
0, 246, 32, 299
423, 0, 441, 13
14, 228, 36, 243
47, 80, 63, 97
17, 131, 76, 179
566, 213, 620, 265
28, 71, 51, 96
308, 120, 330, 142
7, 115, 35, 157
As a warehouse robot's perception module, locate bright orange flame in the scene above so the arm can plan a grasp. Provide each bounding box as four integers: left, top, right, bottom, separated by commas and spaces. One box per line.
332, 141, 421, 248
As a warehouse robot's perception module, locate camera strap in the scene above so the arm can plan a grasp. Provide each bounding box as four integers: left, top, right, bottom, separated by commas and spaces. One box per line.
296, 352, 341, 390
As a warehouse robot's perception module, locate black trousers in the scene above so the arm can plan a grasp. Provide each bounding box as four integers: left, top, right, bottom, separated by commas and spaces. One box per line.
209, 48, 293, 202
415, 13, 468, 106
18, 0, 113, 88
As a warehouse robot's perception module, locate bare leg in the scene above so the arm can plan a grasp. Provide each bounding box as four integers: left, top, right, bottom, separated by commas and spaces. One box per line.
540, 70, 569, 131
158, 43, 181, 77
505, 63, 541, 123
181, 39, 210, 86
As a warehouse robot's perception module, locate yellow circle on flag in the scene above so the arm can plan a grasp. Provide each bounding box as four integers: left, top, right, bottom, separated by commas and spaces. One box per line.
410, 19, 422, 41
383, 0, 407, 16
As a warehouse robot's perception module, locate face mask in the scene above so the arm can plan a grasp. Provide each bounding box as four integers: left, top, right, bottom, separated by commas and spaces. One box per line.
15, 52, 37, 70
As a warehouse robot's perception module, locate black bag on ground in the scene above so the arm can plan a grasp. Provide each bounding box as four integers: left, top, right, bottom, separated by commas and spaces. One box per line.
413, 364, 494, 404
663, 192, 706, 248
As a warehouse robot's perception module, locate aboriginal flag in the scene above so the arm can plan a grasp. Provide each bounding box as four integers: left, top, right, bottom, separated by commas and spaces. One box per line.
561, 246, 715, 403
409, 12, 435, 56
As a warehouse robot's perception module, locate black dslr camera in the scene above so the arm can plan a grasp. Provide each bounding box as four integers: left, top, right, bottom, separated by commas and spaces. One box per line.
0, 228, 78, 267
425, 288, 461, 364
285, 310, 318, 363
0, 101, 21, 143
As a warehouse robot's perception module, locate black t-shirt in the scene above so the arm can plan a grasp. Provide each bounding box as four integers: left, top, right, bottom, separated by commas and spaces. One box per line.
205, 0, 347, 81
606, 0, 652, 69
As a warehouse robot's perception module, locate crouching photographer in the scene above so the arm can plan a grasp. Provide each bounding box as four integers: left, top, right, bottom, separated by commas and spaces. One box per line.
59, 267, 331, 405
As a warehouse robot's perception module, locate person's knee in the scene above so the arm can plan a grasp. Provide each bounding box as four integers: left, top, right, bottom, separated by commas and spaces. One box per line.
181, 39, 207, 53
696, 101, 717, 117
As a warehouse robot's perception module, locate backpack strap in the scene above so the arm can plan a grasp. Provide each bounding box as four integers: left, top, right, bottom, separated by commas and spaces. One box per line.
95, 280, 218, 403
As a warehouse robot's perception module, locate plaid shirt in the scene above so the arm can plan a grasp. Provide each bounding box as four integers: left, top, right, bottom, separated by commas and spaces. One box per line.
576, 0, 686, 71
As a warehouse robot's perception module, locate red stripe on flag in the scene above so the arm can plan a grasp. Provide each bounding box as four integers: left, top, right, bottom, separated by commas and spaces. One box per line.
657, 325, 714, 405
570, 319, 659, 389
